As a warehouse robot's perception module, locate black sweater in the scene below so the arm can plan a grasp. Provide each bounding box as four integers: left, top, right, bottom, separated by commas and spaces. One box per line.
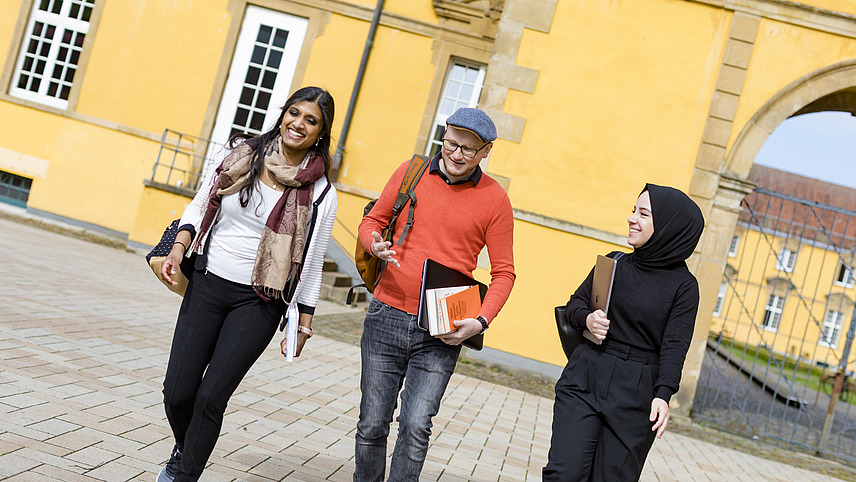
567, 251, 699, 402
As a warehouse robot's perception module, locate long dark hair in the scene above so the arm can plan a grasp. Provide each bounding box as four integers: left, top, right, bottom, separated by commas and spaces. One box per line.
227, 86, 335, 207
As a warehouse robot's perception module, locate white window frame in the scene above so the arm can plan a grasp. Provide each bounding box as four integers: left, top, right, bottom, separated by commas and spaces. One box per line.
713, 281, 727, 317
762, 294, 784, 332
10, 0, 95, 109
835, 263, 855, 288
728, 236, 739, 257
820, 310, 845, 348
775, 248, 797, 273
424, 59, 487, 158
209, 6, 308, 149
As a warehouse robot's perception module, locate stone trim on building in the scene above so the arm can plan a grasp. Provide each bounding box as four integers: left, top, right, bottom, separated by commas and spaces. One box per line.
480, 0, 556, 143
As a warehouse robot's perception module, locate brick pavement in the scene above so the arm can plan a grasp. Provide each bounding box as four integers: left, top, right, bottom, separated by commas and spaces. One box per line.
0, 215, 847, 481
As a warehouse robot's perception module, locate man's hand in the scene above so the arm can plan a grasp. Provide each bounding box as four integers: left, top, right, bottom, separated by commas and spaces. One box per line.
585, 309, 610, 340
370, 231, 400, 267
650, 398, 670, 438
436, 317, 482, 345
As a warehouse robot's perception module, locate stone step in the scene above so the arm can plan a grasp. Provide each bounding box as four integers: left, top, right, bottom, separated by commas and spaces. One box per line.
322, 271, 352, 287
323, 258, 338, 272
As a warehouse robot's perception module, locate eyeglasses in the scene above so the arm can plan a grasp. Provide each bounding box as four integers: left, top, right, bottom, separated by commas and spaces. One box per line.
441, 138, 489, 158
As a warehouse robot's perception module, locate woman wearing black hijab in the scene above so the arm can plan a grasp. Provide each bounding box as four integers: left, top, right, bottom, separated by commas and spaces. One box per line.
543, 184, 705, 481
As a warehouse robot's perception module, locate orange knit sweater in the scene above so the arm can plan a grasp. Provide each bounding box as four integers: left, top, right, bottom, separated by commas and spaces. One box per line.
359, 159, 515, 321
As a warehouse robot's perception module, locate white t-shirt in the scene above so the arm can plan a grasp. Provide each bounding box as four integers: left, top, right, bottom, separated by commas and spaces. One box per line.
205, 180, 281, 284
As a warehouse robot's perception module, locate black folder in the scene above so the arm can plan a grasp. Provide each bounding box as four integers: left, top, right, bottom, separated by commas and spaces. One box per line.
417, 259, 487, 350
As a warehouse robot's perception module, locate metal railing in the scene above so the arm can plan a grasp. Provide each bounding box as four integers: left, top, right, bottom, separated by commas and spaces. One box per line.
694, 187, 856, 466
149, 129, 225, 192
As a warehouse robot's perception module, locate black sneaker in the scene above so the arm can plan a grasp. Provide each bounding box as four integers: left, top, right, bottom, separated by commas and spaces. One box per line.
156, 444, 181, 482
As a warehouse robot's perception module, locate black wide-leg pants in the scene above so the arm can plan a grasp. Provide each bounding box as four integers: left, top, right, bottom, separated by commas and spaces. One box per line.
543, 342, 659, 482
162, 270, 284, 481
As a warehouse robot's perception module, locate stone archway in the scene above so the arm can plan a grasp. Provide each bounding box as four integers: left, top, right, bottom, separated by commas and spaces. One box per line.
725, 59, 856, 178
680, 59, 856, 416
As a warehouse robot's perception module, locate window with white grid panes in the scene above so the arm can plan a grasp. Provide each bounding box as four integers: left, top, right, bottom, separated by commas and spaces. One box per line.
762, 294, 784, 332
11, 0, 95, 109
775, 248, 797, 273
713, 281, 727, 317
209, 7, 307, 148
425, 61, 486, 158
820, 310, 845, 347
230, 25, 287, 138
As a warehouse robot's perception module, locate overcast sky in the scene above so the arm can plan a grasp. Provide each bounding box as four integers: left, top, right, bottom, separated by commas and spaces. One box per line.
754, 111, 856, 190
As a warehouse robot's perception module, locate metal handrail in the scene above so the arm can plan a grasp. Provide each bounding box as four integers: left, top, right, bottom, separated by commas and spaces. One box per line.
150, 129, 225, 191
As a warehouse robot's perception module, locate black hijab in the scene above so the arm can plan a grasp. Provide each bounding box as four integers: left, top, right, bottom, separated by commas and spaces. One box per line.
632, 183, 705, 269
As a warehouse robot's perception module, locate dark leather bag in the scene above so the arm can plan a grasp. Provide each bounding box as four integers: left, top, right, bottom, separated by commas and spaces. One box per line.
554, 305, 582, 359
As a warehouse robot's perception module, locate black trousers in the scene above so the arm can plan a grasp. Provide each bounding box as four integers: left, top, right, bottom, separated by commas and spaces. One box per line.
543, 341, 659, 481
162, 270, 284, 481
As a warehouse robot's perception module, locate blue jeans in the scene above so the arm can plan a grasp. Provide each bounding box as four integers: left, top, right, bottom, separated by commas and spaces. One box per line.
354, 299, 461, 482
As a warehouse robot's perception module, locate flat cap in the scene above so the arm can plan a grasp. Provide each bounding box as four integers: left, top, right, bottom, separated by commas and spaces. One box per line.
446, 107, 497, 143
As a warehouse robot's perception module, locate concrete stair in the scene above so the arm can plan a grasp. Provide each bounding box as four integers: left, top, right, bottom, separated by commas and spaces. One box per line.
320, 257, 367, 305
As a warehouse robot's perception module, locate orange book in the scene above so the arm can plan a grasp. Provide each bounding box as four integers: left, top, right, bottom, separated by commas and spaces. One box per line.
439, 284, 482, 333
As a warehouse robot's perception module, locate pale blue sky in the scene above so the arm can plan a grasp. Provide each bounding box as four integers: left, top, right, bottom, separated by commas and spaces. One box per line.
754, 111, 856, 189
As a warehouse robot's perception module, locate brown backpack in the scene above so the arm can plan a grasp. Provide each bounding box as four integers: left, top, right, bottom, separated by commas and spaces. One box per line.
349, 154, 429, 303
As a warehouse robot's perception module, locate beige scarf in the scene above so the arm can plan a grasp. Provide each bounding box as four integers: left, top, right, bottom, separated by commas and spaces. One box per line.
198, 135, 326, 301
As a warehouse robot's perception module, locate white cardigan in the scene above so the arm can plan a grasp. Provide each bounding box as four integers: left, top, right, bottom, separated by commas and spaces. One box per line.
180, 152, 338, 312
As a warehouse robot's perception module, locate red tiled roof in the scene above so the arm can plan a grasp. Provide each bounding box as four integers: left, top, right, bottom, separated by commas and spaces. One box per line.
742, 165, 856, 249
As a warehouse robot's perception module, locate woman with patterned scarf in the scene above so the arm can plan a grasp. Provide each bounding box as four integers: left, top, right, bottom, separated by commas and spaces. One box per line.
155, 86, 338, 482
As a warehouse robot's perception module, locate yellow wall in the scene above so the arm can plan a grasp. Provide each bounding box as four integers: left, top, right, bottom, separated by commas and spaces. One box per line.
497, 0, 729, 236
129, 186, 193, 247
77, 1, 230, 135
336, 27, 437, 191
0, 102, 159, 233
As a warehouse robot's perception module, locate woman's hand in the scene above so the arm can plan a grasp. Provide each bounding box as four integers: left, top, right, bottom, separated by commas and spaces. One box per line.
161, 230, 192, 286
280, 330, 311, 357
280, 313, 314, 358
370, 231, 400, 267
160, 249, 185, 287
650, 398, 670, 438
585, 310, 610, 340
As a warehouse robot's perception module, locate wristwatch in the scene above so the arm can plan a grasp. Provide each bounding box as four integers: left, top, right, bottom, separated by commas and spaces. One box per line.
297, 325, 314, 338
476, 316, 489, 334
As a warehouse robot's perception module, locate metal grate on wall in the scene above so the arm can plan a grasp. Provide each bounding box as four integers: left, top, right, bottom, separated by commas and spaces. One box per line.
0, 171, 33, 208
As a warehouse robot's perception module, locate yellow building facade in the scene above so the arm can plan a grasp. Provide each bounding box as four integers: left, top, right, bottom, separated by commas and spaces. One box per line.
5, 0, 856, 414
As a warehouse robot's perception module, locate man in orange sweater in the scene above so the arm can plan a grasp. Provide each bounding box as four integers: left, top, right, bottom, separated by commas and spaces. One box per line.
354, 107, 515, 481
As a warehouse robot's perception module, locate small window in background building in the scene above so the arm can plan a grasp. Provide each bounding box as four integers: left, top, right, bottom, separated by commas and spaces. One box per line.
713, 281, 727, 317
728, 236, 739, 257
835, 263, 855, 288
820, 310, 844, 347
775, 248, 797, 273
0, 171, 33, 208
762, 294, 784, 332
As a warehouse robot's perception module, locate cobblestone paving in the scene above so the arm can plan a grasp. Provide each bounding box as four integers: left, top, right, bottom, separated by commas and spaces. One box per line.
0, 215, 852, 481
